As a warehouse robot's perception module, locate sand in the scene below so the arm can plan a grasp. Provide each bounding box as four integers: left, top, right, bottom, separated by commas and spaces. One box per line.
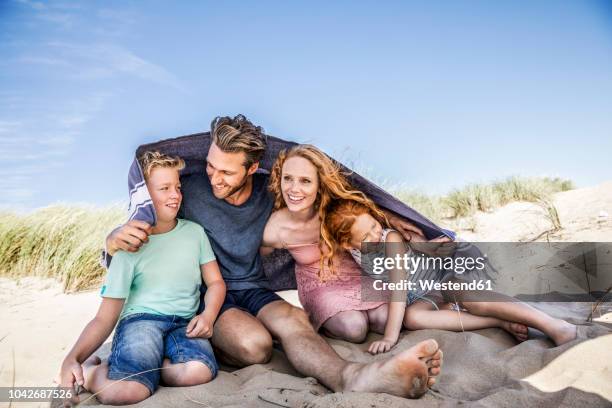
1, 182, 612, 407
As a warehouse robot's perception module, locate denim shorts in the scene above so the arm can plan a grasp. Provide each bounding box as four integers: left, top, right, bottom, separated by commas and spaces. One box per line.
107, 313, 218, 394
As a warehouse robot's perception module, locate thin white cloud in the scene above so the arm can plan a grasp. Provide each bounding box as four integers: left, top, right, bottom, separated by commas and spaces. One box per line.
15, 0, 76, 29
47, 42, 186, 91
0, 90, 111, 206
17, 56, 72, 67
0, 121, 22, 134
36, 12, 75, 28
15, 0, 45, 11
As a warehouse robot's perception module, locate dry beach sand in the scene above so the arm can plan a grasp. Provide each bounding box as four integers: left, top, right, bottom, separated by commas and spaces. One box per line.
1, 182, 611, 407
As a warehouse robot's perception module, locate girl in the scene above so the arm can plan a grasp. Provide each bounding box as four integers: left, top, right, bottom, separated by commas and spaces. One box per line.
326, 199, 577, 354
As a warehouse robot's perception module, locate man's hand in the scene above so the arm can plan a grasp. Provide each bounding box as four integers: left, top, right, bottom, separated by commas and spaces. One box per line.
410, 234, 455, 257
368, 337, 398, 354
186, 314, 214, 338
106, 220, 152, 256
386, 214, 425, 242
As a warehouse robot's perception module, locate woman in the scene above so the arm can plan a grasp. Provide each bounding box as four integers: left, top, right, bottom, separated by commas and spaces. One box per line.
261, 144, 391, 342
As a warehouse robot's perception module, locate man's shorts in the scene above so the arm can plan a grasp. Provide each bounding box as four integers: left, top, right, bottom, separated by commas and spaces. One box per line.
199, 287, 282, 318
107, 313, 218, 394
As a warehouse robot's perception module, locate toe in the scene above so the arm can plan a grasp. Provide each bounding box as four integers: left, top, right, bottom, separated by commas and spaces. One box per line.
429, 367, 441, 376
427, 377, 436, 387
413, 339, 439, 358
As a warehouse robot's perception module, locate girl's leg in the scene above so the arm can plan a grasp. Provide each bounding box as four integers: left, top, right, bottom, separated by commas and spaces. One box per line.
321, 310, 369, 343
160, 360, 213, 386
403, 301, 529, 341
366, 304, 389, 334
448, 291, 576, 346
82, 356, 150, 405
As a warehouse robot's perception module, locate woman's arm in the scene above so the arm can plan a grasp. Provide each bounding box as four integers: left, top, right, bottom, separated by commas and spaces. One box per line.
59, 297, 124, 388
186, 260, 226, 338
261, 211, 284, 251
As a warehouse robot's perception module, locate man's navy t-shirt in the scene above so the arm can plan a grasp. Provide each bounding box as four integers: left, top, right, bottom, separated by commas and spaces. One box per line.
179, 171, 274, 290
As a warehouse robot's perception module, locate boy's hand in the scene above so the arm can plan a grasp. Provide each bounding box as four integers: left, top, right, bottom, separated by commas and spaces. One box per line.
368, 338, 398, 355
186, 314, 214, 338
106, 220, 152, 256
58, 358, 84, 389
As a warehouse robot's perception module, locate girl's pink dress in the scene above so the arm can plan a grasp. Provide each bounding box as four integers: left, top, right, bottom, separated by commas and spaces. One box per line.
286, 242, 386, 331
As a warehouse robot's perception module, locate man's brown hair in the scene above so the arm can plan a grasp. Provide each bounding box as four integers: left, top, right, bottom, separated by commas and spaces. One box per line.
210, 114, 267, 169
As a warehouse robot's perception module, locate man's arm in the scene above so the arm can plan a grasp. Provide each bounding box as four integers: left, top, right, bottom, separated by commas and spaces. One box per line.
105, 220, 153, 257
382, 209, 425, 241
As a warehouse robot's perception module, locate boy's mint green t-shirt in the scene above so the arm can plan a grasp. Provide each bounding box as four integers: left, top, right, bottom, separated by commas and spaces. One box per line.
101, 218, 216, 320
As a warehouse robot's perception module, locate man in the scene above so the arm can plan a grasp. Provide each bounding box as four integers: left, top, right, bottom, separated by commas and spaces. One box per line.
106, 115, 444, 398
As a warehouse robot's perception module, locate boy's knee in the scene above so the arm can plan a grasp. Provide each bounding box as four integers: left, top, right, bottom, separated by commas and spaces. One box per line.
171, 362, 214, 386
96, 381, 150, 405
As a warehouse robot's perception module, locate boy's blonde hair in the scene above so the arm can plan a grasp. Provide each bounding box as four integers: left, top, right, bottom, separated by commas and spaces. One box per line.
139, 151, 185, 180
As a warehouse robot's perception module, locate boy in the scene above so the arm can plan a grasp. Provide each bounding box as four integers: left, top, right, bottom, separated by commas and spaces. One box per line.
58, 151, 226, 405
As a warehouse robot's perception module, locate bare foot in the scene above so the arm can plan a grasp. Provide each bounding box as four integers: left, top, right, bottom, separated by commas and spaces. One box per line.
423, 348, 443, 387
548, 320, 577, 346
500, 321, 529, 342
343, 339, 441, 398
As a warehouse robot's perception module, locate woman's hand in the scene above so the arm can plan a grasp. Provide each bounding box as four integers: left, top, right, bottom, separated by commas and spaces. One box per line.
186, 314, 214, 338
368, 337, 398, 354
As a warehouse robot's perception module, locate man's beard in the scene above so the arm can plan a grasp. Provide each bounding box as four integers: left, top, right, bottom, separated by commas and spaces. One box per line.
216, 175, 249, 199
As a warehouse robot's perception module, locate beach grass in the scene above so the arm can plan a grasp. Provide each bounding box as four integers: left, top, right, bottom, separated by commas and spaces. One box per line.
0, 205, 124, 292
394, 176, 574, 222
0, 176, 573, 292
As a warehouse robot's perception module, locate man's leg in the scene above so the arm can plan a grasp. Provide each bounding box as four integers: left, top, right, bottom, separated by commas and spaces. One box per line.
211, 307, 273, 367
257, 300, 443, 398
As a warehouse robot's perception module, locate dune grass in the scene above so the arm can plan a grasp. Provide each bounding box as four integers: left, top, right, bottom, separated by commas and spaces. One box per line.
0, 176, 573, 292
394, 176, 574, 222
0, 205, 124, 292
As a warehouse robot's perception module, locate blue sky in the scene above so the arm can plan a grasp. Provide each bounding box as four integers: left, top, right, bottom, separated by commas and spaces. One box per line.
1, 0, 611, 210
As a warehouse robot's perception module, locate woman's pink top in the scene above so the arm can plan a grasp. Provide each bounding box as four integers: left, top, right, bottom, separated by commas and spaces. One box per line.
286, 242, 386, 330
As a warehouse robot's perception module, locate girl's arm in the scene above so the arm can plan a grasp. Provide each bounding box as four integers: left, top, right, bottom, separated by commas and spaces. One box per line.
59, 297, 124, 388
368, 231, 408, 354
186, 260, 226, 338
